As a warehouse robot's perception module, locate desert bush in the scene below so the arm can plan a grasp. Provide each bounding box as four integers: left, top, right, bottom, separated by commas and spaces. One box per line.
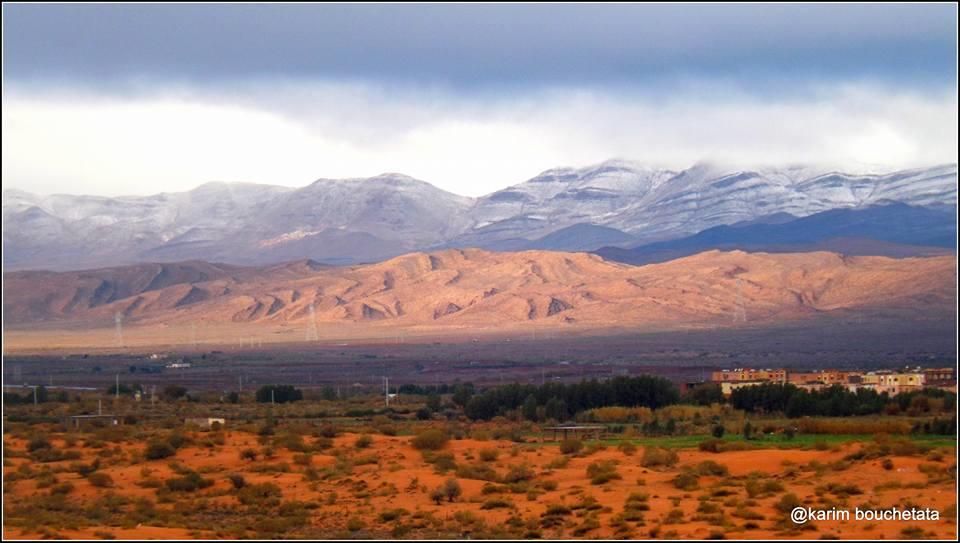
422, 451, 457, 473
503, 463, 535, 483
238, 482, 282, 506
641, 446, 678, 467
456, 462, 500, 482
745, 477, 783, 498
239, 448, 258, 461
278, 433, 309, 452
293, 453, 313, 466
672, 471, 699, 491
346, 517, 366, 532
355, 434, 373, 449
560, 439, 583, 455
775, 493, 802, 514
617, 441, 637, 455
411, 428, 448, 451
49, 481, 75, 495
378, 508, 409, 522
478, 448, 499, 462
227, 473, 246, 489
87, 472, 114, 488
27, 436, 52, 452
664, 508, 685, 524
482, 498, 514, 509
144, 441, 175, 460
165, 471, 213, 492
586, 460, 622, 485
695, 460, 729, 477
317, 425, 338, 438
546, 456, 570, 469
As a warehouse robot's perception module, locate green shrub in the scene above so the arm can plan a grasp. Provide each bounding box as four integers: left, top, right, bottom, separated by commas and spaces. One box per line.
355, 434, 373, 449
165, 471, 213, 492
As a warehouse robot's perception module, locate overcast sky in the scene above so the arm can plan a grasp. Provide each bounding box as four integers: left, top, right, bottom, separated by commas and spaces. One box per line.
2, 3, 957, 197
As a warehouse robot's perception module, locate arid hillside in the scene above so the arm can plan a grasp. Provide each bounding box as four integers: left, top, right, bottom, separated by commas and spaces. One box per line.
4, 249, 954, 336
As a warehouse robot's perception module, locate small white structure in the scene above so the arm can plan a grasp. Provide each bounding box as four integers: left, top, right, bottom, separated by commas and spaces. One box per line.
185, 417, 225, 429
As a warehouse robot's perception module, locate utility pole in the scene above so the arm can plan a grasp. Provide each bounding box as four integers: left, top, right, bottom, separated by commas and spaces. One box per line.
271, 389, 275, 405
33, 386, 38, 406
115, 374, 119, 400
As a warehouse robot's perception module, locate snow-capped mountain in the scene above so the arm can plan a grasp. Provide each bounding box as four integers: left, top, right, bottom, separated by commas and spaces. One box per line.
3, 161, 956, 271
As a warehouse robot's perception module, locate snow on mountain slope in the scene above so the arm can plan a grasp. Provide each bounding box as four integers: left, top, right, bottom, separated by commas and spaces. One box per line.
3, 162, 956, 271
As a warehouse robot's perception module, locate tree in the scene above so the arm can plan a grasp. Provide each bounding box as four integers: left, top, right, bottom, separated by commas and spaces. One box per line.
162, 385, 188, 401
320, 386, 337, 401
226, 391, 240, 404
443, 478, 462, 502
544, 397, 568, 422
451, 384, 474, 408
685, 383, 724, 406
665, 418, 677, 435
712, 424, 725, 439
743, 421, 753, 440
522, 394, 539, 422
426, 393, 442, 412
255, 385, 303, 404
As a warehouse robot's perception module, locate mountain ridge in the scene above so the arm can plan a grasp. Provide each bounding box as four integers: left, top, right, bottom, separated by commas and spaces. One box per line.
4, 160, 956, 271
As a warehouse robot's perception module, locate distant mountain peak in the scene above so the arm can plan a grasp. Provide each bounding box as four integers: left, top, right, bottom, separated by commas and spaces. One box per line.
3, 161, 955, 271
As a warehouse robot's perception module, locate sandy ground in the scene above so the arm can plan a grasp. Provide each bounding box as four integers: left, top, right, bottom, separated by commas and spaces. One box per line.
3, 431, 957, 539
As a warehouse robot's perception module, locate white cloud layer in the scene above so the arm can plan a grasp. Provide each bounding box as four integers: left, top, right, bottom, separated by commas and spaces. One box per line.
3, 82, 956, 197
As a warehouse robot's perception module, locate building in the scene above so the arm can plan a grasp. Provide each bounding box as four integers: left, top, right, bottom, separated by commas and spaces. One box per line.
923, 367, 956, 389
788, 370, 861, 387
719, 381, 771, 396
711, 368, 787, 384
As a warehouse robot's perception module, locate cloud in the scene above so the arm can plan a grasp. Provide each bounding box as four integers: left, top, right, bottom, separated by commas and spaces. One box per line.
3, 81, 956, 197
3, 4, 956, 86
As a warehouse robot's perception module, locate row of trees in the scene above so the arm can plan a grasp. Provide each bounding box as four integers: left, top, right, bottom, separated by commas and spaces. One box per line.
463, 375, 680, 421
729, 382, 957, 419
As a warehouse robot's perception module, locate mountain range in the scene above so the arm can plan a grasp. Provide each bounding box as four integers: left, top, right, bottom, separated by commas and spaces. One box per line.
4, 249, 954, 351
4, 161, 956, 271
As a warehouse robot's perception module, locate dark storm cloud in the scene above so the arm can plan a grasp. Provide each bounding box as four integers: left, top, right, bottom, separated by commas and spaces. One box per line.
3, 3, 956, 88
